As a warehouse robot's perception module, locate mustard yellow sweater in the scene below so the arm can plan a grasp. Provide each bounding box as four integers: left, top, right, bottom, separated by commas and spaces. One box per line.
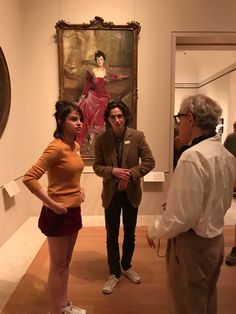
23, 139, 84, 208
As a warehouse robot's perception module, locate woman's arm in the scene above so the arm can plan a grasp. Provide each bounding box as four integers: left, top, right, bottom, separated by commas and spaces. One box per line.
32, 188, 67, 214
23, 141, 67, 214
80, 70, 93, 97
106, 66, 130, 81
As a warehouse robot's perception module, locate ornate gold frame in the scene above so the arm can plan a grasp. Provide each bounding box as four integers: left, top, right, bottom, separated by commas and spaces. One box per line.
55, 16, 141, 159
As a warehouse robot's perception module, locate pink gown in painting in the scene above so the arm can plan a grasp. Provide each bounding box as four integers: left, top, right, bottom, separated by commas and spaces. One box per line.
77, 69, 119, 148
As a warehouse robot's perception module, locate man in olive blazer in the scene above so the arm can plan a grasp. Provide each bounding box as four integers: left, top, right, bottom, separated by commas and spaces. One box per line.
93, 100, 155, 294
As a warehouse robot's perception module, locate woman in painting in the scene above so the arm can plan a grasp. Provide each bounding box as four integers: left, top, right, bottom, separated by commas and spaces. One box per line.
77, 50, 128, 151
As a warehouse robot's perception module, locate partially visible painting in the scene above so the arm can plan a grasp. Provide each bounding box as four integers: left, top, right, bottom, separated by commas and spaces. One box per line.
0, 47, 11, 139
55, 16, 141, 159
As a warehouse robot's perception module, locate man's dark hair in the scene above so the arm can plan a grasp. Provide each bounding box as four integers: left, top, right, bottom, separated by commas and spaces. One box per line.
104, 100, 130, 126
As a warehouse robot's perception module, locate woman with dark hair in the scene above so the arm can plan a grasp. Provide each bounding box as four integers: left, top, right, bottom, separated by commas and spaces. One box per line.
77, 50, 128, 150
23, 101, 86, 314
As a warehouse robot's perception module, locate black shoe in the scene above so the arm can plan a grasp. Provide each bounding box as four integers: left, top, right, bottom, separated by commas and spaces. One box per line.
225, 247, 236, 266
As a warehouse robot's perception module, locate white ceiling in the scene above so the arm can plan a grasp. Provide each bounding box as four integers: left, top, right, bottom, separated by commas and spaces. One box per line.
175, 50, 236, 83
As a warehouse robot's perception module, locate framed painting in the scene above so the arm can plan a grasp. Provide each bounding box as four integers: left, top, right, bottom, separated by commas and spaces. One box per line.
55, 16, 141, 159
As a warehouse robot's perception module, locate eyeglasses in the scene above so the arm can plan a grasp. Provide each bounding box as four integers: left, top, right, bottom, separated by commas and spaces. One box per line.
173, 113, 187, 124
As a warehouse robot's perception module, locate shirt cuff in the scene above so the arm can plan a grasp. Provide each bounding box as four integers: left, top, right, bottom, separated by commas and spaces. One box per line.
147, 218, 161, 240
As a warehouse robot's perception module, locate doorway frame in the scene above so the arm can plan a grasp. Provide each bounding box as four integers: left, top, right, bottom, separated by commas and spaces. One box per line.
170, 31, 236, 172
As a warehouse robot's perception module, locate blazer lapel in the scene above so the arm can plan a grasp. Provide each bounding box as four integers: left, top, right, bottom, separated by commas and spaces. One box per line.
122, 128, 132, 167
107, 129, 117, 166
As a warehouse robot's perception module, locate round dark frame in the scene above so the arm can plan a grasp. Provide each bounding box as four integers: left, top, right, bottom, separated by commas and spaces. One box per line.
0, 47, 11, 139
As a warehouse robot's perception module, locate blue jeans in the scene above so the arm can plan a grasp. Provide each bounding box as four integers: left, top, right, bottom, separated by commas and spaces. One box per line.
105, 191, 138, 278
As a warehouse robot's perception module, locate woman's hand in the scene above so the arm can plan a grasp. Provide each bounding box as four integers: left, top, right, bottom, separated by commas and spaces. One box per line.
118, 73, 129, 80
32, 188, 67, 215
79, 95, 86, 101
49, 201, 67, 215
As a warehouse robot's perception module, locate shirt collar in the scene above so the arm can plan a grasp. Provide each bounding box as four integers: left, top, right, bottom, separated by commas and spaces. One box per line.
190, 130, 217, 147
112, 127, 126, 142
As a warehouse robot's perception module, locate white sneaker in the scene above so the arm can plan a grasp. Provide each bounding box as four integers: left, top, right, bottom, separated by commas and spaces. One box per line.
63, 301, 86, 314
122, 268, 142, 284
102, 274, 120, 294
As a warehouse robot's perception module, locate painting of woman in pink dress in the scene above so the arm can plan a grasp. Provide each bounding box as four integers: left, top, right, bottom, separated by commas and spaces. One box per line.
76, 50, 129, 154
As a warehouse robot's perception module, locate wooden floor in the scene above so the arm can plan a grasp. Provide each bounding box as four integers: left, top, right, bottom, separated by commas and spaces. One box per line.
2, 226, 236, 314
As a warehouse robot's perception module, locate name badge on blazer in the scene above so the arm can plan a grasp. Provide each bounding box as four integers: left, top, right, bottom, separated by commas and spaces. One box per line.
124, 140, 130, 144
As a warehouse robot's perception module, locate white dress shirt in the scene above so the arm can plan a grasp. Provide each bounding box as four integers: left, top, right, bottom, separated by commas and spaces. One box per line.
148, 135, 236, 240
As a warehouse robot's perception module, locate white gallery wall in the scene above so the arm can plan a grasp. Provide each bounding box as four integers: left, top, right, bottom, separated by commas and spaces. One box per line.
1, 0, 236, 246
175, 71, 235, 144
175, 88, 198, 114
228, 71, 236, 134
199, 75, 230, 143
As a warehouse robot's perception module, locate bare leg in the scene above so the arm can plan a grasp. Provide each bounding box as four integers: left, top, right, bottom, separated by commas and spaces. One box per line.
61, 232, 78, 306
47, 232, 78, 314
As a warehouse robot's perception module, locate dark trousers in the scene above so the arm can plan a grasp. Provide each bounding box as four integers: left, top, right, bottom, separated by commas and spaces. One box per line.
105, 191, 138, 278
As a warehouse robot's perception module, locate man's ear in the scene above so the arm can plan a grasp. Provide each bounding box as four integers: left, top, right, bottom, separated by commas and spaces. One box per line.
187, 112, 194, 124
187, 112, 195, 126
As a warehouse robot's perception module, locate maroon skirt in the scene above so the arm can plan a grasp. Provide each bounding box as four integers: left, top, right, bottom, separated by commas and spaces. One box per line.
38, 205, 82, 237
